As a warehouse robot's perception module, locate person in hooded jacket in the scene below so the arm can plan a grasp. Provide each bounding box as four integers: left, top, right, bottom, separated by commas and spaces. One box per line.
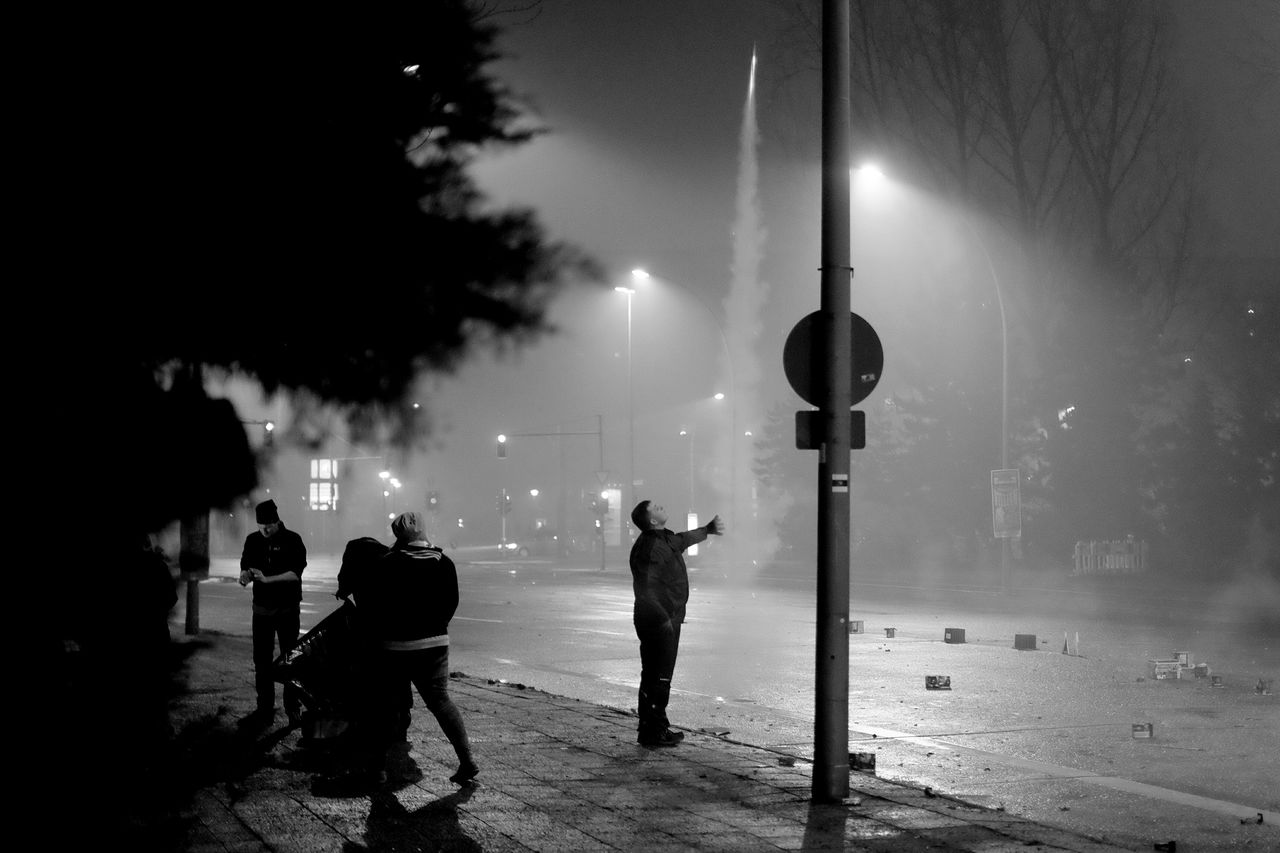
358, 511, 477, 785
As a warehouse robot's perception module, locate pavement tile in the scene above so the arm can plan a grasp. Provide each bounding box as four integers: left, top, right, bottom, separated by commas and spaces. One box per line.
155, 634, 1137, 853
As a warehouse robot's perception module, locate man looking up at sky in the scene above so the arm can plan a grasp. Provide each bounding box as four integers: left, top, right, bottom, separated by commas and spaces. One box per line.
629, 499, 724, 747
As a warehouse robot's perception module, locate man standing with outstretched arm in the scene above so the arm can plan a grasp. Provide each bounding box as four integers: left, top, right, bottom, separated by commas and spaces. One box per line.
629, 500, 725, 747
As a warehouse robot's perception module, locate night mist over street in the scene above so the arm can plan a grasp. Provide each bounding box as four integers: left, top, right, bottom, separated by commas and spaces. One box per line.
58, 1, 1278, 851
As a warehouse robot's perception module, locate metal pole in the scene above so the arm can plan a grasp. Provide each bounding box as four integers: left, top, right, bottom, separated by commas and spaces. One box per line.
967, 224, 1011, 594
626, 290, 635, 526
814, 0, 853, 803
598, 414, 606, 572
557, 424, 567, 557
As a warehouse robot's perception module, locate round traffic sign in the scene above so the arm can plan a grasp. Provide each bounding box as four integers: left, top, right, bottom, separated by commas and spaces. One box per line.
783, 311, 883, 407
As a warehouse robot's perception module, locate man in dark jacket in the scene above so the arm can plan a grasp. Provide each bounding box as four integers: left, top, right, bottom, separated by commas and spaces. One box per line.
629, 499, 724, 747
239, 498, 307, 725
359, 511, 477, 785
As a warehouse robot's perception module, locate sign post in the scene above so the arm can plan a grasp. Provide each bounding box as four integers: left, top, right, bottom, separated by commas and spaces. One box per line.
990, 468, 1021, 540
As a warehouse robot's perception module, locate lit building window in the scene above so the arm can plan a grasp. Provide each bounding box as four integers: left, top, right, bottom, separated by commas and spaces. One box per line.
309, 458, 339, 510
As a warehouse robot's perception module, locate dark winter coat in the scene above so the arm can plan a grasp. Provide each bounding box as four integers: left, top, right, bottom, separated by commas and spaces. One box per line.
629, 527, 709, 627
360, 542, 459, 644
240, 524, 306, 614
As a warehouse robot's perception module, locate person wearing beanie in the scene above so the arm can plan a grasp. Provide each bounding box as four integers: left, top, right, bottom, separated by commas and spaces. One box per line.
354, 510, 477, 786
629, 499, 724, 747
239, 498, 307, 726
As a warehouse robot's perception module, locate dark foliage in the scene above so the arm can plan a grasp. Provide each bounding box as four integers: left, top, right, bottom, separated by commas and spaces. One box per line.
83, 3, 600, 534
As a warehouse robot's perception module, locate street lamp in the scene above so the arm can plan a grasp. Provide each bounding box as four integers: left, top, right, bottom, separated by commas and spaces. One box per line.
678, 427, 695, 512
963, 221, 1012, 594
855, 163, 1012, 592
628, 268, 739, 533
615, 271, 642, 525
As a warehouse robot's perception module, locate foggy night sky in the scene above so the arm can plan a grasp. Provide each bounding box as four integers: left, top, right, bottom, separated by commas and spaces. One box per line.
227, 0, 1278, 549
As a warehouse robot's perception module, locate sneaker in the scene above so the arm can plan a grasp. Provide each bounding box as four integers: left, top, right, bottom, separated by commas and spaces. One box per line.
638, 729, 683, 747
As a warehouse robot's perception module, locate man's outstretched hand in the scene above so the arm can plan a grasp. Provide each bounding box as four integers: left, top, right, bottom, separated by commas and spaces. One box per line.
707, 515, 725, 535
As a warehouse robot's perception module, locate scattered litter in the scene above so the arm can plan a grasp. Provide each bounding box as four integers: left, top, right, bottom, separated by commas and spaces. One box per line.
848, 752, 876, 772
1256, 679, 1273, 695
924, 786, 935, 797
1153, 841, 1176, 852
700, 728, 730, 737
778, 756, 796, 767
1060, 806, 1070, 811
1131, 723, 1154, 739
925, 675, 952, 690
1239, 813, 1263, 825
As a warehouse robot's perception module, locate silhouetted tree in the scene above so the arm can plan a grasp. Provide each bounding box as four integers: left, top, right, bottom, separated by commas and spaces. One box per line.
110, 3, 598, 533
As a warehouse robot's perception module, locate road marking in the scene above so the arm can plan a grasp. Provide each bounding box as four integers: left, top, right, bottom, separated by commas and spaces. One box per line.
455, 616, 504, 623
853, 723, 1279, 822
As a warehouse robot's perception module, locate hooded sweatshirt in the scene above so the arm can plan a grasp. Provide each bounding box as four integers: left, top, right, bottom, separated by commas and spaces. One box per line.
361, 540, 459, 649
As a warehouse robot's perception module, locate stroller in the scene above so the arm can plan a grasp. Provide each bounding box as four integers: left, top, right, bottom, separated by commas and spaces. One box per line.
273, 537, 389, 742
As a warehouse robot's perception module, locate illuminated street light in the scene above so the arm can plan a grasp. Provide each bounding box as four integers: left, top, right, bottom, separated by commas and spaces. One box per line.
615, 274, 642, 522
855, 162, 1012, 592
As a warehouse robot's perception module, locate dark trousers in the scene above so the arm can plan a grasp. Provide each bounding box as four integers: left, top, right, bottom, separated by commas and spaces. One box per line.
635, 619, 681, 733
369, 646, 472, 768
252, 609, 301, 715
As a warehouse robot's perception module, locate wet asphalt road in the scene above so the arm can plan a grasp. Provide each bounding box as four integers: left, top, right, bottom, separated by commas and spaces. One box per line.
178, 554, 1279, 851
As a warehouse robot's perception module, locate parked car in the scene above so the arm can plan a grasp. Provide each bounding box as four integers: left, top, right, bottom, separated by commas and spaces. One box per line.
505, 529, 560, 558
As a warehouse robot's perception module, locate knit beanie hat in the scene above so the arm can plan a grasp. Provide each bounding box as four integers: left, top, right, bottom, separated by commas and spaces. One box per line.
255, 499, 280, 524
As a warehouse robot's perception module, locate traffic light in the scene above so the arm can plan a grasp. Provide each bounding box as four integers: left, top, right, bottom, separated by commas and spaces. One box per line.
498, 492, 512, 514
497, 434, 507, 458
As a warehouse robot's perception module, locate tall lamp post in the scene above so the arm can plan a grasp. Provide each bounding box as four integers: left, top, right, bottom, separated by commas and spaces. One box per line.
629, 268, 739, 529
615, 276, 638, 524
855, 165, 1013, 594
965, 224, 1011, 593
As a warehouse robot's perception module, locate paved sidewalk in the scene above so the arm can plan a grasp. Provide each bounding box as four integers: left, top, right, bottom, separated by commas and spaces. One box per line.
159, 633, 1133, 852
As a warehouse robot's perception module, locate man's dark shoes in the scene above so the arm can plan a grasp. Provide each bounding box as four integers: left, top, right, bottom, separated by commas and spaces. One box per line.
638, 728, 684, 747
449, 761, 480, 785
